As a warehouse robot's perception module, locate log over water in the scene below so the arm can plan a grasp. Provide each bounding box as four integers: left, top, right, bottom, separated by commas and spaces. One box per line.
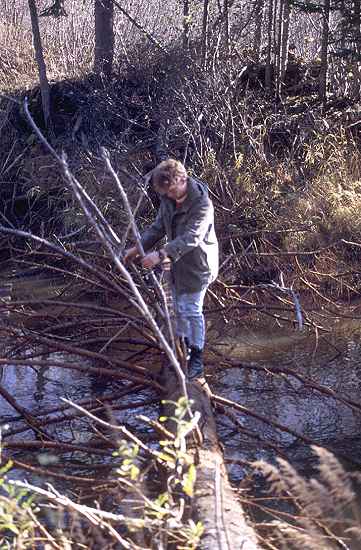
161, 364, 259, 550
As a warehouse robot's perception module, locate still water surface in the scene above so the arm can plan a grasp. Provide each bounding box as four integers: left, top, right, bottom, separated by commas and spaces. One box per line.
208, 322, 361, 480
2, 277, 361, 485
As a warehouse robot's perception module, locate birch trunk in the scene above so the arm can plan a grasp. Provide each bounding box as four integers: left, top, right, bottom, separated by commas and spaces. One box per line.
279, 0, 291, 95
265, 0, 274, 90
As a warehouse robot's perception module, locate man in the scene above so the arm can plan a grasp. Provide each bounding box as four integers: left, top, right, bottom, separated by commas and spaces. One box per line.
124, 159, 218, 379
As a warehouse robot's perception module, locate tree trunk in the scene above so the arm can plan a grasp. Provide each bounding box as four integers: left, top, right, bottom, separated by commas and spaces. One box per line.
279, 0, 291, 96
265, 0, 274, 91
275, 0, 283, 96
94, 0, 115, 77
253, 0, 265, 62
352, 0, 361, 99
273, 0, 279, 67
161, 371, 259, 550
183, 0, 190, 50
319, 0, 330, 106
202, 0, 210, 69
28, 0, 52, 134
159, 264, 258, 549
354, 0, 361, 55
224, 0, 230, 59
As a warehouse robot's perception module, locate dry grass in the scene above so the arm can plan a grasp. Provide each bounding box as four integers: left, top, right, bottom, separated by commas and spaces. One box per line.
282, 133, 361, 253
0, 0, 183, 91
252, 447, 361, 549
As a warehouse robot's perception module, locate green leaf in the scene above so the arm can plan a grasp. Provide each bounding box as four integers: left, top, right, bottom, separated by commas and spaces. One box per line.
0, 461, 13, 476
2, 523, 19, 535
130, 465, 140, 481
182, 465, 196, 498
157, 452, 176, 464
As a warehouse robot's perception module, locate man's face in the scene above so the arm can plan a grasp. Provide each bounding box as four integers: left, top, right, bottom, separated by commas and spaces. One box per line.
157, 175, 188, 201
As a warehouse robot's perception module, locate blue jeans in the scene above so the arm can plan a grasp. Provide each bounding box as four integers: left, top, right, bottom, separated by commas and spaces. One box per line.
172, 287, 208, 350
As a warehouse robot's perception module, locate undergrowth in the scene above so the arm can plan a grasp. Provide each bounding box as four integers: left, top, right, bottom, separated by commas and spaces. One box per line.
252, 446, 361, 549
0, 399, 203, 550
2, 434, 361, 548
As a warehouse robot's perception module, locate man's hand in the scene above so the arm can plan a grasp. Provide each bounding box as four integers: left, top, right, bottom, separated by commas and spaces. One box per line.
124, 246, 140, 263
141, 251, 161, 269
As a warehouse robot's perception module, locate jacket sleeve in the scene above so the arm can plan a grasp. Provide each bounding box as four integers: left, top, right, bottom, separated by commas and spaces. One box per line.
140, 206, 166, 252
164, 197, 213, 262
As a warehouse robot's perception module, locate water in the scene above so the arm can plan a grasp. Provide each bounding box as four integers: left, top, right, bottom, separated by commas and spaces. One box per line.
208, 322, 361, 481
2, 276, 361, 490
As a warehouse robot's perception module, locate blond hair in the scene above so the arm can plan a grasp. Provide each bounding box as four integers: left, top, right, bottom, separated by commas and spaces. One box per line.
152, 159, 187, 190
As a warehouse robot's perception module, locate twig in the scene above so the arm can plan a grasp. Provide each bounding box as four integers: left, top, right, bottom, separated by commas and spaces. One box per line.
9, 480, 139, 549
102, 148, 176, 353
61, 397, 176, 467
21, 101, 191, 410
27, 508, 62, 550
111, 0, 168, 55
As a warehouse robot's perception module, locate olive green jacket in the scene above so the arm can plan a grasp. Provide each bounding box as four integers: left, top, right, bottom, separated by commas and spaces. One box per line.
141, 177, 219, 294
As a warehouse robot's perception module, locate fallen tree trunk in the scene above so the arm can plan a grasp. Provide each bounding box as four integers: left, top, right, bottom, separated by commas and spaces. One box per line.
161, 367, 259, 550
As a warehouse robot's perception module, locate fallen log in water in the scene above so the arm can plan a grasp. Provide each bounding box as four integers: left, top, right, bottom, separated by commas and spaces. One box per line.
161, 366, 259, 550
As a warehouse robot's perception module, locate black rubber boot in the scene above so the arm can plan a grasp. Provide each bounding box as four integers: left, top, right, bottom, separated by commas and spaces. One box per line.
188, 347, 204, 379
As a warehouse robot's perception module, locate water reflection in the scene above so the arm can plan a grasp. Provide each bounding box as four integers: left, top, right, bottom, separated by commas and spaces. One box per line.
2, 291, 361, 489
210, 322, 361, 479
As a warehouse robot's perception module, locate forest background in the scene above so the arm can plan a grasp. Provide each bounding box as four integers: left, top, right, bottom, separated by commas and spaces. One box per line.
1, 0, 361, 549
2, 0, 361, 319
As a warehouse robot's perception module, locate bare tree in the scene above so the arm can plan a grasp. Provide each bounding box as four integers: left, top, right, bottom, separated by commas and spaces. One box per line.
223, 0, 231, 58
354, 0, 361, 55
278, 0, 291, 96
183, 0, 190, 50
275, 0, 283, 93
28, 0, 52, 133
94, 0, 115, 77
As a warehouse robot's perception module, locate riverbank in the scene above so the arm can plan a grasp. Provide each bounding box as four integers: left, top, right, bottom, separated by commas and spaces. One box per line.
1, 52, 361, 318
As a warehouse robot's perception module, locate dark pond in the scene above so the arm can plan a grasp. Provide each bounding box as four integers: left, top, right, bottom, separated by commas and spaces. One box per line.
207, 321, 361, 479
2, 277, 361, 499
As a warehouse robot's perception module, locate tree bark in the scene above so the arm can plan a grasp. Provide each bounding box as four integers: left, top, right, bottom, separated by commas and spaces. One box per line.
161, 370, 259, 549
355, 0, 361, 56
253, 0, 265, 62
319, 0, 330, 106
158, 265, 258, 548
183, 0, 190, 51
279, 0, 291, 96
265, 0, 274, 91
223, 0, 230, 59
351, 0, 361, 99
94, 0, 115, 77
28, 0, 52, 133
275, 0, 283, 95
